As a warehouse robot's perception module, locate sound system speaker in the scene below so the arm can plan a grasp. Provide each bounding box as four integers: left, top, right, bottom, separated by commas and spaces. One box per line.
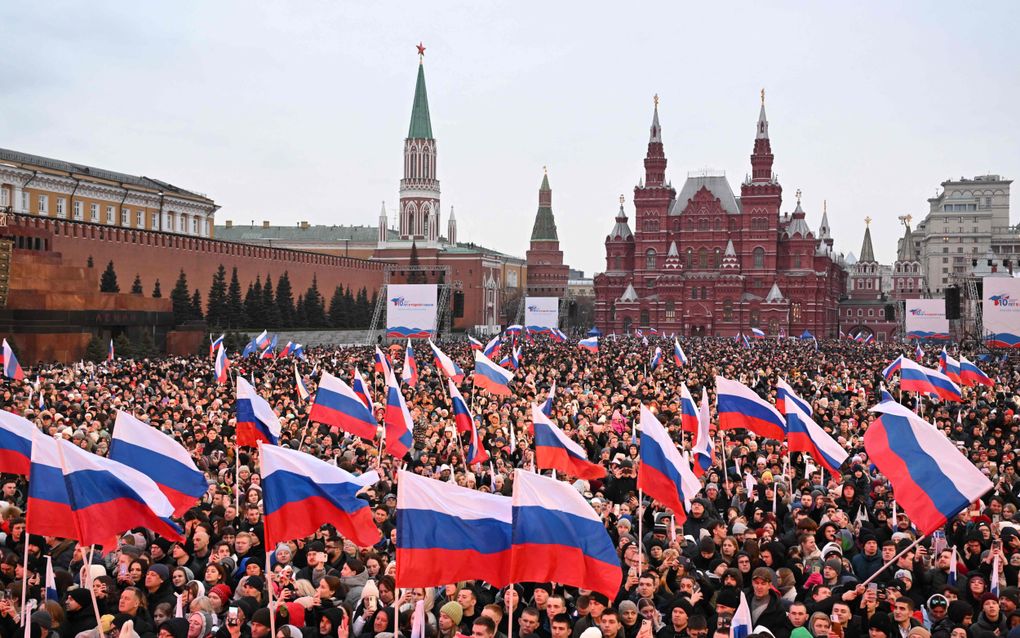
945, 286, 961, 320
453, 291, 464, 318
884, 304, 895, 321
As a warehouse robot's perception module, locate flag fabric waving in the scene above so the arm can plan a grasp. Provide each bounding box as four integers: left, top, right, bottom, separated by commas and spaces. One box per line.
235, 377, 282, 446
751, 327, 766, 339
107, 339, 115, 362
383, 365, 414, 459
468, 336, 484, 351
784, 397, 848, 475
864, 401, 993, 535
214, 344, 229, 384
730, 591, 753, 638
374, 346, 391, 377
209, 334, 224, 358
449, 380, 488, 465
692, 387, 713, 477
925, 365, 963, 402
532, 405, 605, 480
939, 348, 962, 384
776, 378, 813, 417
510, 470, 622, 598
2, 339, 24, 381
396, 469, 512, 588
109, 411, 207, 517
261, 443, 380, 548
402, 340, 419, 387
473, 350, 514, 397
637, 405, 700, 522
716, 376, 786, 441
0, 410, 36, 476
673, 339, 688, 366
27, 430, 77, 540
352, 367, 373, 411
44, 556, 57, 601
294, 363, 310, 401
882, 355, 903, 381
649, 347, 662, 371
578, 336, 599, 353
897, 357, 939, 396
540, 380, 557, 417
959, 356, 993, 387
679, 383, 699, 434
483, 335, 501, 358
310, 371, 379, 441
428, 339, 465, 384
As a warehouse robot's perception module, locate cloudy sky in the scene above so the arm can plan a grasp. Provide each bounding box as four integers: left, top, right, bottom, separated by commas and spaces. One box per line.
2, 2, 1017, 275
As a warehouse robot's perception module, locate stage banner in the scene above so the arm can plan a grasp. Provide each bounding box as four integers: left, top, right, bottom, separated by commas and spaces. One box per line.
524, 297, 559, 333
984, 277, 1020, 348
386, 284, 438, 338
905, 299, 949, 340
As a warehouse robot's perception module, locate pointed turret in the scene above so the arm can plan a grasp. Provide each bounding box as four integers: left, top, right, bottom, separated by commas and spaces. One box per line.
756, 100, 769, 140
859, 224, 876, 264
530, 169, 559, 241
765, 282, 786, 303
897, 222, 917, 262
447, 205, 457, 245
721, 239, 741, 271
664, 241, 680, 269
818, 200, 831, 239
408, 54, 433, 139
750, 89, 775, 183
649, 99, 662, 143
608, 199, 633, 241
619, 282, 639, 302
643, 95, 667, 187
378, 200, 388, 244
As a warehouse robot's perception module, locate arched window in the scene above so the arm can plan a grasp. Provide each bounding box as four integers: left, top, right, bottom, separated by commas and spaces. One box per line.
698, 248, 708, 268
723, 300, 733, 321
692, 287, 699, 300
753, 247, 765, 268
645, 249, 656, 269
714, 248, 722, 268
698, 218, 709, 231
686, 248, 693, 268
640, 309, 650, 326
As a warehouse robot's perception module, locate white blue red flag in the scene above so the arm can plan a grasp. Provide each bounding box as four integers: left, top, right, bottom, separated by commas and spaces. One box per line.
898, 357, 938, 395
939, 348, 962, 384
374, 345, 391, 376
649, 347, 662, 371
294, 363, 310, 401
292, 343, 305, 360
235, 376, 282, 446
673, 339, 688, 366
383, 365, 414, 459
540, 380, 556, 417
27, 430, 76, 540
450, 381, 488, 465
510, 470, 622, 598
474, 350, 514, 396
280, 341, 294, 358
948, 545, 959, 586
352, 367, 373, 411
578, 336, 599, 353
311, 371, 378, 441
2, 339, 24, 381
865, 401, 993, 535
45, 556, 57, 601
730, 591, 753, 638
925, 365, 963, 402
716, 376, 786, 441
679, 383, 699, 434
532, 404, 605, 480
879, 384, 895, 403
396, 469, 512, 587
915, 343, 924, 359
637, 405, 700, 522
260, 443, 379, 548
0, 410, 35, 476
959, 356, 993, 387
210, 334, 224, 358
784, 397, 848, 475
468, 336, 484, 351
109, 411, 207, 517
428, 339, 465, 384
483, 335, 501, 358
505, 324, 522, 335
253, 330, 270, 350
862, 333, 874, 344
742, 334, 752, 348
776, 378, 813, 416
692, 387, 713, 477
401, 340, 419, 387
214, 344, 229, 384
882, 355, 903, 381
751, 327, 766, 339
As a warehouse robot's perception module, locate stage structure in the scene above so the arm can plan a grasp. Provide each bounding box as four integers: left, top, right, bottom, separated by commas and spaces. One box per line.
524, 296, 560, 333
905, 299, 950, 340
367, 264, 458, 344
983, 277, 1020, 348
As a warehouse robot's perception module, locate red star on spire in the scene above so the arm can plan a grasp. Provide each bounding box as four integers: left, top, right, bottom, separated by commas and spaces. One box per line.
416, 42, 426, 57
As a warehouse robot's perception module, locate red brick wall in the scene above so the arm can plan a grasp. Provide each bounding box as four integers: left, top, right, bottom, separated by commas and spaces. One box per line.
13, 216, 388, 310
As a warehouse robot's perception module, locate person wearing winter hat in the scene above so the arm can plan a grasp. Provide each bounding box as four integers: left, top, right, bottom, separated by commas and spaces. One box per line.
146, 564, 177, 610
159, 617, 190, 638
248, 608, 272, 638
65, 588, 99, 637
208, 584, 232, 615
439, 602, 465, 638
749, 567, 784, 629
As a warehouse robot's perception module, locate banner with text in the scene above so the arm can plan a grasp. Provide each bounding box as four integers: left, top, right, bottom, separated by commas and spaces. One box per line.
386, 284, 438, 339
524, 296, 559, 333
984, 277, 1020, 348
905, 299, 950, 340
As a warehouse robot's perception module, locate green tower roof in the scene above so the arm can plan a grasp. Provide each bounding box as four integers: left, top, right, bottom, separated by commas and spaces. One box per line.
531, 172, 558, 241
408, 61, 433, 140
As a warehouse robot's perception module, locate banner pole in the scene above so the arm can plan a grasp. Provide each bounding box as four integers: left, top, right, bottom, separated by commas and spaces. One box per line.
860, 535, 927, 587
266, 551, 276, 638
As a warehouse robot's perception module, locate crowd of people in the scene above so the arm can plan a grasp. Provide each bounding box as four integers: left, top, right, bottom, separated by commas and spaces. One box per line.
0, 335, 1018, 638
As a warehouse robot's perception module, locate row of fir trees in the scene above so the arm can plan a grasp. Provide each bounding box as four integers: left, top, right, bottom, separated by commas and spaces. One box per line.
96, 260, 376, 330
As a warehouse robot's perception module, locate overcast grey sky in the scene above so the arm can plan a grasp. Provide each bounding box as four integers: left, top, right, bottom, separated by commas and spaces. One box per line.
2, 1, 1018, 275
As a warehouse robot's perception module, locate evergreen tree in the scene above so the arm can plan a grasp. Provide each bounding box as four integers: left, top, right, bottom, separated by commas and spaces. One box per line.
130, 274, 143, 295
328, 286, 347, 328
246, 277, 263, 327
100, 260, 120, 293
84, 336, 106, 362
407, 240, 426, 283
171, 269, 191, 325
190, 288, 203, 321
304, 275, 327, 327
262, 274, 280, 327
113, 333, 134, 359
135, 329, 157, 358
355, 287, 370, 327
152, 279, 162, 298
344, 286, 356, 327
226, 267, 244, 328
207, 264, 228, 328
276, 271, 295, 328
294, 294, 307, 328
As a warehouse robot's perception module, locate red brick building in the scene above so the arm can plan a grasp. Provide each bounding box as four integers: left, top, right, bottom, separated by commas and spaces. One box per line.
594, 96, 847, 337
525, 171, 569, 297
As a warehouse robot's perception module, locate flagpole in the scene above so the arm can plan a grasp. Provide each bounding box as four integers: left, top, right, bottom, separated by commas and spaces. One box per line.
860, 535, 927, 586
85, 545, 103, 630
637, 488, 644, 564
265, 551, 277, 638
235, 448, 241, 512
18, 535, 29, 627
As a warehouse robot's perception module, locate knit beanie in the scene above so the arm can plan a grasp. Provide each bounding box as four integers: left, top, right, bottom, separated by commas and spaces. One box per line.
209, 584, 232, 603
440, 601, 463, 626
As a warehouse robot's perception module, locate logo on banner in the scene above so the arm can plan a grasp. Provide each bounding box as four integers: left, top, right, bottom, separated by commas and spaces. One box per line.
390, 297, 434, 308
990, 294, 1015, 308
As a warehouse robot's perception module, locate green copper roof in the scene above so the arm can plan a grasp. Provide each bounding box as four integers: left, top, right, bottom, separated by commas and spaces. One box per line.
531, 207, 558, 241
540, 173, 550, 191
408, 62, 433, 139
859, 226, 876, 263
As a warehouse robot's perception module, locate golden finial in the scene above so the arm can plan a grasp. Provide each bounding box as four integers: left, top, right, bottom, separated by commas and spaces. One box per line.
543, 165, 547, 175
653, 94, 659, 107
795, 189, 802, 204
761, 88, 765, 105
619, 194, 625, 205
865, 216, 872, 226
905, 213, 913, 225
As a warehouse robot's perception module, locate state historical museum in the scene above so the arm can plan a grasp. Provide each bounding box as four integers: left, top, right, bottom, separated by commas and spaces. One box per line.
594, 95, 847, 337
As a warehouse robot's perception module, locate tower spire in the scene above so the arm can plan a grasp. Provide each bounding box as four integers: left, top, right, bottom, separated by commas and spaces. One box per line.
643, 95, 666, 187
750, 89, 774, 182
408, 44, 433, 140
756, 88, 769, 139
859, 217, 876, 263
649, 94, 661, 143
531, 169, 558, 241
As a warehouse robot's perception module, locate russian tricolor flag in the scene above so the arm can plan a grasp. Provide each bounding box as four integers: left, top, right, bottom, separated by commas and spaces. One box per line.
540, 380, 556, 417
401, 340, 419, 387
948, 545, 959, 586
374, 345, 392, 376
731, 592, 753, 638
56, 437, 184, 548
450, 380, 488, 465
939, 348, 962, 384
210, 334, 224, 358
214, 344, 229, 384
107, 339, 114, 362
716, 376, 786, 441
396, 469, 512, 588
692, 387, 713, 477
673, 339, 688, 366
0, 410, 35, 476
468, 336, 484, 351
253, 330, 270, 350
428, 339, 465, 384
261, 443, 380, 548
109, 411, 207, 517
294, 363, 310, 401
383, 365, 414, 459
578, 336, 599, 353
510, 470, 622, 598
960, 356, 993, 387
679, 383, 699, 434
532, 405, 605, 480
310, 371, 378, 441
751, 327, 766, 339
637, 405, 700, 522
235, 376, 282, 446
483, 335, 501, 358
898, 357, 938, 396
505, 324, 522, 335
865, 401, 992, 535
784, 397, 848, 475
882, 355, 903, 381
279, 341, 294, 358
649, 347, 662, 371
925, 365, 963, 402
2, 339, 24, 381
776, 378, 813, 417
474, 350, 514, 396
27, 430, 77, 540
352, 367, 373, 411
